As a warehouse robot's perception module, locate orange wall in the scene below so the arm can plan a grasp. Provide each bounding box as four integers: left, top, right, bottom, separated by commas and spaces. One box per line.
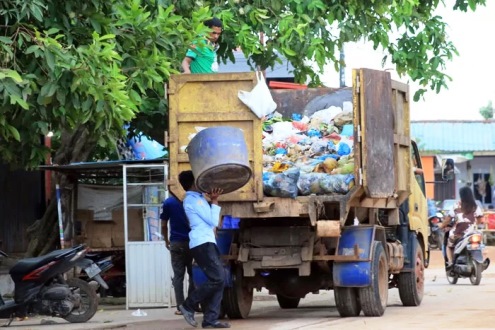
422, 156, 435, 199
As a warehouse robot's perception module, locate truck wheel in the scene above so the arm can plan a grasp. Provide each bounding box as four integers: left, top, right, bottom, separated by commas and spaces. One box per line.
63, 278, 99, 323
334, 287, 361, 317
276, 294, 300, 309
398, 239, 424, 306
223, 266, 253, 319
359, 242, 388, 316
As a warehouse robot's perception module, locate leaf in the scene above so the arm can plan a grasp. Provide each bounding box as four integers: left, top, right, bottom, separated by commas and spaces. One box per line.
282, 47, 297, 56
0, 69, 23, 83
7, 125, 21, 141
45, 50, 55, 71
46, 28, 60, 35
25, 45, 40, 54
10, 95, 29, 110
0, 36, 12, 44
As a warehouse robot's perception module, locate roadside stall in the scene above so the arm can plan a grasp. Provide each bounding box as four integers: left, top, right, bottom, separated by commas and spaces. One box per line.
41, 159, 174, 309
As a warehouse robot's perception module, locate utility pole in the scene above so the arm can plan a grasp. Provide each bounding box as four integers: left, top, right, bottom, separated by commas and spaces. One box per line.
339, 48, 346, 87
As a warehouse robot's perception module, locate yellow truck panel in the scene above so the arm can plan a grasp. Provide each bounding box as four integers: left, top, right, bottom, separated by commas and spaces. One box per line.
167, 73, 263, 202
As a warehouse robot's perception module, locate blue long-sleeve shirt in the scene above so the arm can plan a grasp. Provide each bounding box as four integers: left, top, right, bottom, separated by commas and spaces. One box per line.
183, 191, 221, 249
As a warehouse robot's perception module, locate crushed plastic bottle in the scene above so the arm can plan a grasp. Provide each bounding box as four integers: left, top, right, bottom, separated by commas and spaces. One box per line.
132, 309, 148, 317
353, 217, 359, 226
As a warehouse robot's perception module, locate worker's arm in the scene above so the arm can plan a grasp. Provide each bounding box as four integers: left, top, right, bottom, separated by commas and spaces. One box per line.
181, 57, 193, 74
162, 221, 170, 249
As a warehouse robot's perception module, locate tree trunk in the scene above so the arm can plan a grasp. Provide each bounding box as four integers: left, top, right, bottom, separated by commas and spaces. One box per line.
25, 126, 98, 257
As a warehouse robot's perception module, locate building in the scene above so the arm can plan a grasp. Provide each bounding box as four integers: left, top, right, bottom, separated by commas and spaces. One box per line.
218, 50, 295, 82
411, 120, 495, 207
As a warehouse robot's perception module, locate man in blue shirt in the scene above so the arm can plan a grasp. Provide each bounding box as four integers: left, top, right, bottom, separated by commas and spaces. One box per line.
160, 191, 195, 316
178, 170, 230, 329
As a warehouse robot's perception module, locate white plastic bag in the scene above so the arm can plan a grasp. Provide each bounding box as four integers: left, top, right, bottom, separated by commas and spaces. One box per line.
238, 71, 277, 119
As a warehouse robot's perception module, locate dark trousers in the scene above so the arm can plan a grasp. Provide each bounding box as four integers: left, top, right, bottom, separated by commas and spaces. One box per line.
184, 242, 225, 325
170, 241, 194, 309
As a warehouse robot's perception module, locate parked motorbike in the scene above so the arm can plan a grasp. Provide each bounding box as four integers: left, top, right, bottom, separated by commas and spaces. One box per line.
0, 244, 108, 326
428, 211, 444, 250
444, 225, 491, 285
79, 252, 114, 294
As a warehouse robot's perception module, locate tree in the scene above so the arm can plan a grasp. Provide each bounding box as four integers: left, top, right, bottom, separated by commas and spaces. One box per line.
0, 0, 488, 255
479, 101, 494, 120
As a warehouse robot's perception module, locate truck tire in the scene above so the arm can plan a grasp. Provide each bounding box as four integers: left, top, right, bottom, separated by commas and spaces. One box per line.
398, 239, 424, 306
223, 266, 253, 319
334, 287, 361, 317
276, 294, 300, 309
359, 242, 388, 316
63, 278, 99, 323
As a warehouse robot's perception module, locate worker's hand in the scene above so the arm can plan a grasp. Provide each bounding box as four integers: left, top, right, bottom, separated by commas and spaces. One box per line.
206, 188, 223, 204
165, 240, 170, 250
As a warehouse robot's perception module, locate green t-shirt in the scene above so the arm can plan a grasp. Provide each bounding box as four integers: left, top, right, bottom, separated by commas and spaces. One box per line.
185, 39, 218, 74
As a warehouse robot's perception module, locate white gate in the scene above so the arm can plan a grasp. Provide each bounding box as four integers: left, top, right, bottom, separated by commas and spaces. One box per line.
123, 163, 173, 309
126, 241, 171, 308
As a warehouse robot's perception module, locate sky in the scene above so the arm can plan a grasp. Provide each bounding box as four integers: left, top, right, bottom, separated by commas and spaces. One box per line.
321, 2, 495, 121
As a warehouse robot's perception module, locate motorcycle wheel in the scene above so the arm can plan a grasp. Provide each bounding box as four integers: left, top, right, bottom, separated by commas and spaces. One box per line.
470, 260, 482, 286
63, 278, 99, 323
446, 270, 458, 285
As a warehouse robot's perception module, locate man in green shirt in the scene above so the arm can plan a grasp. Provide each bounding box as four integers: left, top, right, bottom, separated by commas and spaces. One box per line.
181, 17, 223, 74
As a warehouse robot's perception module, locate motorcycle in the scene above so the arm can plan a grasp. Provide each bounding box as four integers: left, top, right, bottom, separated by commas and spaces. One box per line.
428, 211, 444, 250
79, 252, 114, 294
0, 244, 108, 326
444, 225, 491, 285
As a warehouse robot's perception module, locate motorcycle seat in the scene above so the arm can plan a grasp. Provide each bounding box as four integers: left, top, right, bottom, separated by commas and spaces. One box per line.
9, 247, 80, 277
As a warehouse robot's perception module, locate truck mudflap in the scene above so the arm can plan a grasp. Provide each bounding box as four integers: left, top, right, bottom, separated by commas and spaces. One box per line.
333, 226, 375, 287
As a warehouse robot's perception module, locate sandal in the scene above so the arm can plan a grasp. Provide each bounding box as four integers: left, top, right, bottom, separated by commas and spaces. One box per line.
175, 310, 183, 315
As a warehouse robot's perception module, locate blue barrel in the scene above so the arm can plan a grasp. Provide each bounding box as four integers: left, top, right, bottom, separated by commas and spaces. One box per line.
187, 126, 252, 194
192, 231, 234, 288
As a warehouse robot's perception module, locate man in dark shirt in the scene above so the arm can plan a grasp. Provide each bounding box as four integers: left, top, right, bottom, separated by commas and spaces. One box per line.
160, 193, 194, 315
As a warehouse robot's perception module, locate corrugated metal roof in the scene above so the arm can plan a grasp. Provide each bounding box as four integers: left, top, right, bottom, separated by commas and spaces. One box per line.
218, 51, 294, 78
411, 120, 495, 152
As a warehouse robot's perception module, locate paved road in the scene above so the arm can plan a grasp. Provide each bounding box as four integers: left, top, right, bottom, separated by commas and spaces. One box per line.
5, 247, 495, 330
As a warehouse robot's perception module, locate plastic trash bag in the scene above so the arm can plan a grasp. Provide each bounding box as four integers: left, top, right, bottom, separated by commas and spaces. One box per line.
297, 173, 328, 195
319, 174, 355, 194
263, 168, 300, 198
238, 71, 277, 119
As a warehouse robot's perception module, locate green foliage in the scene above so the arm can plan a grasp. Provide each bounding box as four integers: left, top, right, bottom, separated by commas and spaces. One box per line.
479, 100, 494, 120
0, 0, 488, 169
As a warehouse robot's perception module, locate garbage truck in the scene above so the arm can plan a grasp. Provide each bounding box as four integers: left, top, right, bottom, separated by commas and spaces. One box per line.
167, 68, 430, 318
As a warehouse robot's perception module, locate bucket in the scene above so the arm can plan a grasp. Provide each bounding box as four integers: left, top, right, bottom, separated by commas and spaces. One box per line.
187, 126, 252, 194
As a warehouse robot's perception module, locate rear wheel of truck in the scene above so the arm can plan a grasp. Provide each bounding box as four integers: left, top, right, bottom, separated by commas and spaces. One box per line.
359, 242, 388, 316
276, 294, 300, 309
223, 266, 253, 319
334, 287, 361, 317
398, 239, 424, 306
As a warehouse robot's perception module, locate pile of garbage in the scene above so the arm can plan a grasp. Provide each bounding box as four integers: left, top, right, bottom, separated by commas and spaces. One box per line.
262, 103, 355, 198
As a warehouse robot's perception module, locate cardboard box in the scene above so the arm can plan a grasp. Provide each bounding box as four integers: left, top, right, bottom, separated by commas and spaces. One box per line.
76, 208, 144, 248
111, 208, 144, 246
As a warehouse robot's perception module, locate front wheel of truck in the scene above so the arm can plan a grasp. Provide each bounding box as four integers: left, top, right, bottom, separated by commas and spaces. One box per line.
223, 265, 253, 319
359, 242, 388, 316
398, 239, 424, 306
334, 287, 361, 317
